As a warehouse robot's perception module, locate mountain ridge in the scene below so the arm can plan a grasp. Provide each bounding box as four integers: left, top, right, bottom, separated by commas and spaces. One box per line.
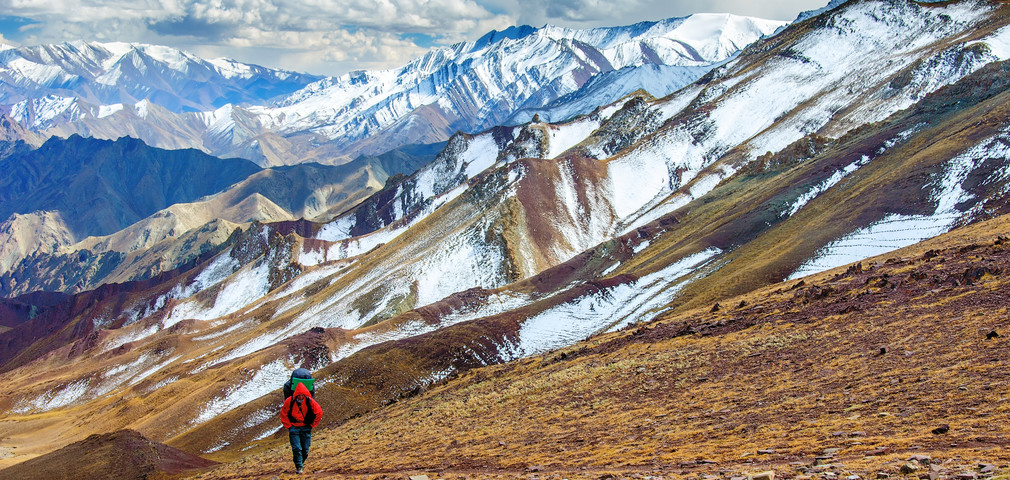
3, 14, 785, 166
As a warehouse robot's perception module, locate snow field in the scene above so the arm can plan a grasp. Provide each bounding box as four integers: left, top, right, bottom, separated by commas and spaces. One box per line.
549, 159, 616, 263
789, 128, 1010, 279
513, 248, 723, 358
545, 118, 600, 159
786, 155, 871, 218
976, 25, 1010, 60
194, 359, 292, 425
162, 260, 271, 328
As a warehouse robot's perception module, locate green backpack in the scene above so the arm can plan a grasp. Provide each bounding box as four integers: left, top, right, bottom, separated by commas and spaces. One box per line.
291, 377, 314, 392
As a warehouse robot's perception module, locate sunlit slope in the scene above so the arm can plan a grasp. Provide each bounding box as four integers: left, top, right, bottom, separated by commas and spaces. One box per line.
4, 0, 1010, 471
188, 208, 1010, 480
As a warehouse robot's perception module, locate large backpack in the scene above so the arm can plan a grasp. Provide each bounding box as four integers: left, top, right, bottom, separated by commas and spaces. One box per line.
283, 368, 315, 399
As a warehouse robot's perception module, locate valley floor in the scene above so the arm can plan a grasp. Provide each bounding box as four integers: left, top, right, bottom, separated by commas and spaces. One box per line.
183, 216, 1010, 479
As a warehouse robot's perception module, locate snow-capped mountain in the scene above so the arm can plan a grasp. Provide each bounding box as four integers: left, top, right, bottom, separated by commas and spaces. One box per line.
0, 41, 322, 113
252, 14, 786, 150
7, 0, 1010, 471
8, 14, 784, 166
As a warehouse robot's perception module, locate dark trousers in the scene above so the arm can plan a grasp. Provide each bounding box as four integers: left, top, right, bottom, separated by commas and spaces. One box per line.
289, 426, 312, 468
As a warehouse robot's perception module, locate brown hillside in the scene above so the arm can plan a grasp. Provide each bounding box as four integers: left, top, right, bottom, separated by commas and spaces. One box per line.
188, 214, 1010, 480
0, 429, 216, 480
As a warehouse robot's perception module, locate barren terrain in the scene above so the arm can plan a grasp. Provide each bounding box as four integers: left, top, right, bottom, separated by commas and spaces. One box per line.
179, 213, 1010, 480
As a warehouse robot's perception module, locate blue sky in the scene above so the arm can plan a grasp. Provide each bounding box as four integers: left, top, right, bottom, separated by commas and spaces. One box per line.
0, 0, 829, 76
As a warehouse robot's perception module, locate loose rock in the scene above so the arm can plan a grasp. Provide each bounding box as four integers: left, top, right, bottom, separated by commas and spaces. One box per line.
751, 471, 775, 480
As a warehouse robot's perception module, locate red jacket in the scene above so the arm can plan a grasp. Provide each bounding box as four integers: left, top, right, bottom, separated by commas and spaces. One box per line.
280, 382, 322, 429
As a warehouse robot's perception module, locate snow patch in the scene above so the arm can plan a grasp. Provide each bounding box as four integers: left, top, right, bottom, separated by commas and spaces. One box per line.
789, 128, 1010, 279
97, 103, 123, 118
512, 248, 723, 358
194, 359, 291, 425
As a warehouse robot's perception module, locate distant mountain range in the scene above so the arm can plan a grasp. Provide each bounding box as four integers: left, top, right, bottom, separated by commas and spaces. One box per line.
1, 14, 784, 166
4, 0, 1010, 475
0, 134, 442, 295
0, 41, 322, 113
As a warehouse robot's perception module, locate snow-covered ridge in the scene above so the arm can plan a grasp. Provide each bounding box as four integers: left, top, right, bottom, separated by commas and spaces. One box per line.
252, 13, 786, 147
0, 40, 321, 113
0, 14, 785, 167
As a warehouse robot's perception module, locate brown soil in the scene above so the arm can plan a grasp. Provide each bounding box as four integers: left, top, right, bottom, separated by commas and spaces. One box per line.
0, 429, 217, 480
181, 217, 1010, 480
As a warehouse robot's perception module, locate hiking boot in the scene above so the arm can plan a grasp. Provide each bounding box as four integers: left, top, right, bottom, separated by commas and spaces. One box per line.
296, 466, 303, 474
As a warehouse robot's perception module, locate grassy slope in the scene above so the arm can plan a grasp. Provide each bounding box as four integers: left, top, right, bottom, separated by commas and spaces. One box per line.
182, 212, 1010, 479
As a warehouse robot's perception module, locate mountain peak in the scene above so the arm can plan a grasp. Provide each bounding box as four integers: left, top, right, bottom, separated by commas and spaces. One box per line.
471, 25, 538, 51
0, 41, 323, 113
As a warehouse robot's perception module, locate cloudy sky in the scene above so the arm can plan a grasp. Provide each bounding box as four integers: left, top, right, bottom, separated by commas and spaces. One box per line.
0, 0, 829, 76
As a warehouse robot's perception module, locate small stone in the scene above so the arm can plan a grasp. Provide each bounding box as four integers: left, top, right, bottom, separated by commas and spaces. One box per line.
824, 448, 842, 455
866, 447, 891, 456
846, 476, 861, 480
979, 465, 997, 474
751, 471, 775, 480
908, 455, 932, 465
902, 464, 921, 475
409, 476, 430, 480
955, 473, 978, 480
878, 473, 891, 479
758, 449, 777, 455
849, 431, 867, 437
931, 425, 950, 435
929, 472, 941, 480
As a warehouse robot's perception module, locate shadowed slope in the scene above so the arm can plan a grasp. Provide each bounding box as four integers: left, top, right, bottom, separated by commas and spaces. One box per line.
0, 429, 216, 480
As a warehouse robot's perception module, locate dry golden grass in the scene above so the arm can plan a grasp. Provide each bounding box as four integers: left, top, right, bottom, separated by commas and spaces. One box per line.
185, 215, 1010, 480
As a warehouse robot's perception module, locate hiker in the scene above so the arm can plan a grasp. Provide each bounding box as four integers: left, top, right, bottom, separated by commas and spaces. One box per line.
280, 378, 322, 474
284, 367, 315, 399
